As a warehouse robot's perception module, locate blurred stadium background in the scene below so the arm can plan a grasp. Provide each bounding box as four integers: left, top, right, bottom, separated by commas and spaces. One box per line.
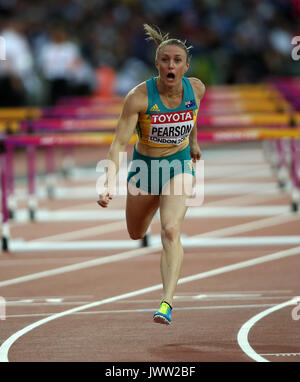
1, 2, 300, 363
0, 0, 299, 106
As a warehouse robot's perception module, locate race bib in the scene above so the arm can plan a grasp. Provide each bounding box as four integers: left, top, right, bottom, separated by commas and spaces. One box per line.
149, 110, 194, 145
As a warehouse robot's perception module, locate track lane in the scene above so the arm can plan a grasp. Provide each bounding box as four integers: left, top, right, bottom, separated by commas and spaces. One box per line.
1, 142, 299, 362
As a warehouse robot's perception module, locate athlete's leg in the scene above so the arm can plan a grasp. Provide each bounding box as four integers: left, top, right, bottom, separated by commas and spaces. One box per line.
159, 173, 194, 307
126, 183, 160, 240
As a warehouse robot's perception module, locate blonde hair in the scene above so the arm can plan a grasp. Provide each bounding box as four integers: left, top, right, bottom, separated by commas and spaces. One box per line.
143, 24, 192, 62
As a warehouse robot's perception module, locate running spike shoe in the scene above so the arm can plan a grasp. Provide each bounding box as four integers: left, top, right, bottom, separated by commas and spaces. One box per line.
153, 301, 172, 325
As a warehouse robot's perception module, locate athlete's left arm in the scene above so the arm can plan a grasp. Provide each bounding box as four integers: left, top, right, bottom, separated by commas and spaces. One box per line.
188, 77, 206, 162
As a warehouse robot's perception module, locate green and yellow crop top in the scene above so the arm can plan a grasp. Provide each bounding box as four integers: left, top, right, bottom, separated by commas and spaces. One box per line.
136, 77, 198, 148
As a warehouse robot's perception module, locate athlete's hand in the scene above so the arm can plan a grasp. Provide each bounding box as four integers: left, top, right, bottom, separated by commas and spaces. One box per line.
97, 188, 113, 208
190, 144, 202, 163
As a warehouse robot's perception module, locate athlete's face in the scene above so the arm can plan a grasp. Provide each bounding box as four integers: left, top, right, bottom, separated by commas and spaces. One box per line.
155, 45, 189, 86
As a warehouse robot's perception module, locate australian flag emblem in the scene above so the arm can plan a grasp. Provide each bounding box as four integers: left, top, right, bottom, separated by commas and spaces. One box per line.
185, 99, 196, 108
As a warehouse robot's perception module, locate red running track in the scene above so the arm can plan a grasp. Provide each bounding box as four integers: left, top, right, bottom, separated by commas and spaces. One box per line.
0, 141, 299, 363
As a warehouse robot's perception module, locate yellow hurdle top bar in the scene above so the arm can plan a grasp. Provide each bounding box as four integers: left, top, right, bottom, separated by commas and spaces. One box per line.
0, 108, 41, 120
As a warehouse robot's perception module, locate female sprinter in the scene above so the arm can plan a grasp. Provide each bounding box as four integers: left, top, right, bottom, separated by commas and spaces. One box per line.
97, 24, 205, 325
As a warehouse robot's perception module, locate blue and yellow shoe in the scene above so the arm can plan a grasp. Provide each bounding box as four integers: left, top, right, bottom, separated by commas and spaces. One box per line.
153, 301, 172, 325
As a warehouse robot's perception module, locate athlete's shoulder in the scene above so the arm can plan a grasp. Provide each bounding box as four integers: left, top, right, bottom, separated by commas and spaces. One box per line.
128, 81, 148, 98
122, 81, 148, 114
187, 77, 206, 100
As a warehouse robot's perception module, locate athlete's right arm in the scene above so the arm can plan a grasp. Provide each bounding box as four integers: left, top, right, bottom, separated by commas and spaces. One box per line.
97, 85, 147, 207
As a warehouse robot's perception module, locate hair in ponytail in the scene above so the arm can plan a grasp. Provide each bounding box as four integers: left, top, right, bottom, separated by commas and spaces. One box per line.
143, 24, 192, 62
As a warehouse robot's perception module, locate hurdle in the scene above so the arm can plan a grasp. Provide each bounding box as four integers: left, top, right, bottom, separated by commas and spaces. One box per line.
270, 78, 300, 210
0, 100, 123, 216
1, 86, 298, 215
1, 81, 299, 252
5, 83, 296, 201
1, 126, 300, 252
0, 132, 133, 251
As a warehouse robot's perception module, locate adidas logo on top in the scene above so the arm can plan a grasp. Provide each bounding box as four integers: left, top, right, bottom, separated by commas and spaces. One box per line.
150, 104, 160, 112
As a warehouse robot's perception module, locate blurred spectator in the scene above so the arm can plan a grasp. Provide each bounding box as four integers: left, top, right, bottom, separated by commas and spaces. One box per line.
70, 57, 95, 96
38, 24, 94, 104
0, 17, 38, 106
0, 0, 299, 104
116, 57, 152, 95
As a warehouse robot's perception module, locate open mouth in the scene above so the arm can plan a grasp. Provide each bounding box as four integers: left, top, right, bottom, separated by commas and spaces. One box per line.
167, 73, 175, 79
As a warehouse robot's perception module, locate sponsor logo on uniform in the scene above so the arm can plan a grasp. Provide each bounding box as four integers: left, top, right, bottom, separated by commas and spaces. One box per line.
150, 104, 160, 112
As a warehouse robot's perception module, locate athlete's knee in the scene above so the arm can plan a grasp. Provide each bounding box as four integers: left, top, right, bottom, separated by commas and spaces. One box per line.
161, 223, 180, 244
128, 230, 145, 240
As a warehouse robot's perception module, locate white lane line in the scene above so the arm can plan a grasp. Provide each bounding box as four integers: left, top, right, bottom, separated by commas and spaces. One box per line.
186, 206, 293, 217
181, 235, 300, 247
6, 302, 89, 307
29, 199, 294, 243
204, 192, 284, 207
10, 182, 281, 201
120, 296, 295, 303
206, 167, 273, 179
57, 190, 278, 215
0, 257, 97, 266
52, 191, 282, 214
8, 235, 300, 252
5, 205, 295, 223
237, 299, 298, 362
0, 245, 161, 288
7, 153, 283, 241
53, 165, 273, 184
2, 213, 299, 284
260, 353, 300, 357
6, 191, 289, 247
3, 209, 126, 222
177, 246, 300, 285
30, 199, 297, 243
193, 213, 300, 239
5, 304, 277, 319
34, 191, 296, 243
31, 220, 127, 242
8, 239, 144, 251
57, 200, 126, 212
1, 245, 300, 362
55, 182, 281, 197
